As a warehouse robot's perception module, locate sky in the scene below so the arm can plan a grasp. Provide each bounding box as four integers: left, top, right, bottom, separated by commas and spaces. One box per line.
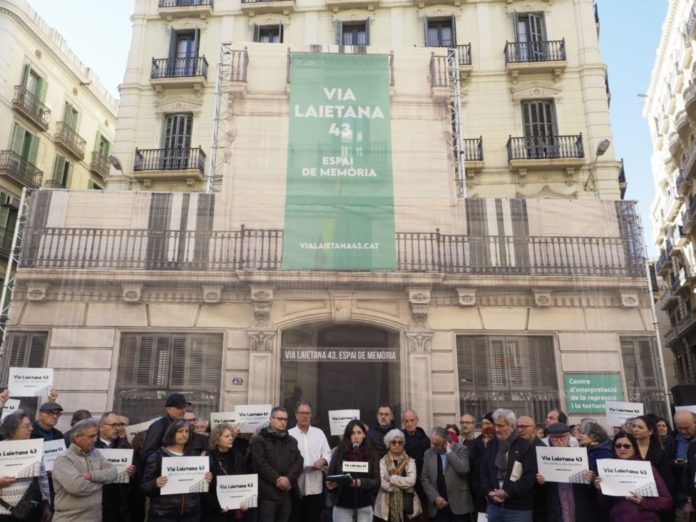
26, 0, 668, 253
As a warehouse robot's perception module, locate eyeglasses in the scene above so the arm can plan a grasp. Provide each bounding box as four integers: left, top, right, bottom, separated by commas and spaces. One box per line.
296, 412, 311, 415
516, 425, 533, 429
103, 423, 125, 427
461, 421, 474, 425
390, 440, 404, 446
614, 443, 632, 450
273, 417, 288, 421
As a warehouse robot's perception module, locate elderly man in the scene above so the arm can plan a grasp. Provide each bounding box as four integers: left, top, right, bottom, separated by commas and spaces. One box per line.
421, 426, 474, 521
288, 401, 331, 522
141, 392, 188, 461
460, 414, 477, 443
516, 415, 546, 522
368, 404, 397, 458
52, 419, 118, 522
31, 402, 64, 442
97, 412, 136, 522
516, 416, 545, 447
403, 408, 431, 522
665, 410, 696, 520
480, 409, 536, 522
543, 409, 578, 447
252, 406, 304, 522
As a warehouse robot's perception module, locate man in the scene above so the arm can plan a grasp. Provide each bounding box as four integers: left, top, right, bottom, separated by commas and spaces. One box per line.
459, 414, 476, 443
516, 416, 545, 447
52, 419, 118, 522
288, 401, 331, 522
194, 418, 209, 434
480, 409, 536, 522
141, 392, 188, 461
368, 404, 396, 457
97, 412, 136, 522
31, 402, 65, 441
665, 410, 696, 520
403, 408, 431, 521
516, 416, 546, 522
543, 409, 578, 447
183, 406, 209, 455
63, 409, 93, 446
252, 406, 304, 522
421, 426, 474, 521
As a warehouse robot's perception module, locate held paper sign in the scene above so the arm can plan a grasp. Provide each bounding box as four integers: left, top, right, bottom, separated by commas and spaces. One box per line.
99, 449, 133, 484
210, 412, 239, 430
597, 458, 658, 497
536, 447, 590, 484
125, 418, 158, 444
236, 405, 272, 433
0, 438, 43, 478
605, 401, 644, 426
216, 474, 258, 510
8, 368, 53, 397
161, 456, 209, 495
43, 439, 66, 472
1, 399, 20, 420
342, 461, 369, 474
328, 410, 359, 436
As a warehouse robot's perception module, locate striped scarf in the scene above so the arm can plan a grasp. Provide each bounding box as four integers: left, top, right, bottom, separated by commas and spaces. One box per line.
386, 453, 409, 522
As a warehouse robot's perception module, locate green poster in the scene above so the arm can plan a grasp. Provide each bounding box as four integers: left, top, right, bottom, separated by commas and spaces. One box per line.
283, 53, 396, 270
564, 373, 624, 414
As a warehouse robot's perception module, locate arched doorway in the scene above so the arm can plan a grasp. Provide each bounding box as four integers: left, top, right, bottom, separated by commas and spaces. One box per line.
281, 323, 401, 441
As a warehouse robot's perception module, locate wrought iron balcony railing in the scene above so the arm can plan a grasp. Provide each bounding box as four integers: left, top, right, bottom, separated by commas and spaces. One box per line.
90, 152, 110, 179
158, 0, 213, 6
0, 227, 13, 258
505, 39, 566, 64
151, 57, 208, 79
457, 44, 472, 66
507, 135, 584, 161
0, 150, 43, 189
134, 147, 206, 174
463, 137, 483, 161
12, 86, 50, 130
687, 3, 696, 37
20, 227, 645, 278
55, 122, 86, 160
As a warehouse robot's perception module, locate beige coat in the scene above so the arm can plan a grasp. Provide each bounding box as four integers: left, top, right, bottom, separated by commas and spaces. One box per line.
373, 455, 423, 520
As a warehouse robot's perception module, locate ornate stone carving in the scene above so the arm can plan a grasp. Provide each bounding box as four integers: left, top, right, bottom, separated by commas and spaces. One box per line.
26, 283, 49, 302
456, 288, 476, 306
201, 284, 223, 304
406, 331, 433, 353
532, 289, 552, 307
122, 283, 143, 303
250, 285, 274, 325
408, 287, 431, 325
249, 330, 275, 352
620, 291, 639, 308
511, 82, 562, 102
154, 96, 203, 116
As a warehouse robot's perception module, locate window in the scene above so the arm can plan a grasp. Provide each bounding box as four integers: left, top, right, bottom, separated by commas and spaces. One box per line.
457, 335, 559, 421
63, 102, 79, 130
521, 100, 558, 158
95, 133, 111, 161
169, 29, 200, 75
162, 113, 193, 169
115, 333, 222, 422
0, 331, 47, 418
425, 17, 456, 47
336, 21, 369, 46
10, 124, 39, 164
253, 24, 283, 43
620, 337, 667, 418
0, 201, 18, 250
21, 65, 47, 101
51, 155, 72, 188
515, 12, 546, 43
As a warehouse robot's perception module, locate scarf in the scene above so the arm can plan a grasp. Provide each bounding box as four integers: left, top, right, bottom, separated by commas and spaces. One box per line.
494, 431, 518, 486
386, 452, 410, 522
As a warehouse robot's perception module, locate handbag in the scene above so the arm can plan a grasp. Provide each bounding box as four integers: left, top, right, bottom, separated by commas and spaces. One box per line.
402, 490, 414, 516
0, 477, 43, 521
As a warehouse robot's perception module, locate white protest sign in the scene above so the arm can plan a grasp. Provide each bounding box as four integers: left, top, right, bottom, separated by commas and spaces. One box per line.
8, 368, 53, 397
328, 410, 360, 436
597, 458, 658, 497
342, 461, 369, 474
675, 405, 696, 415
0, 438, 43, 478
216, 474, 258, 510
235, 405, 272, 433
210, 412, 239, 430
99, 448, 133, 483
161, 456, 209, 495
1, 399, 21, 420
43, 439, 67, 472
605, 401, 643, 427
536, 447, 589, 484
125, 418, 158, 444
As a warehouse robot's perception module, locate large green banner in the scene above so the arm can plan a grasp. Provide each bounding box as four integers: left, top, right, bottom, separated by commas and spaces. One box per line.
283, 53, 396, 270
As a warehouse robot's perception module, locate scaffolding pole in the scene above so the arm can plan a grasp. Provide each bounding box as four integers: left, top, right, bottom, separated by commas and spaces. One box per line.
447, 46, 466, 198
207, 42, 235, 193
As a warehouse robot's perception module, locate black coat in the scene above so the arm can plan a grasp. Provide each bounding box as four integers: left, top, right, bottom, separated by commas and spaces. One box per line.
96, 438, 132, 522
141, 447, 203, 521
142, 415, 174, 464
326, 445, 380, 509
404, 427, 431, 480
367, 422, 395, 458
541, 481, 599, 522
250, 428, 303, 501
480, 434, 536, 512
466, 435, 487, 512
204, 448, 247, 522
30, 420, 63, 441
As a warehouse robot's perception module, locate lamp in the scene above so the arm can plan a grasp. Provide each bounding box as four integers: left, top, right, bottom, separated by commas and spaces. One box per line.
583, 139, 611, 192
108, 155, 124, 174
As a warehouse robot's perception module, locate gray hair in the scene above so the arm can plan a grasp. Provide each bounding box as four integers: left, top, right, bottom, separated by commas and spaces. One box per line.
492, 408, 516, 427
430, 426, 448, 439
578, 420, 609, 443
99, 411, 119, 427
71, 419, 98, 441
383, 428, 405, 447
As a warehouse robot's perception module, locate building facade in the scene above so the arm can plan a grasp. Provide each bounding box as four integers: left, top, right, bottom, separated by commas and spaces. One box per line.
647, 0, 696, 394
1, 0, 666, 431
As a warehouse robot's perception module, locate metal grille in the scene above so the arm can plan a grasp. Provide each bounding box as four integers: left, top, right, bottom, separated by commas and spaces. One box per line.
619, 337, 668, 418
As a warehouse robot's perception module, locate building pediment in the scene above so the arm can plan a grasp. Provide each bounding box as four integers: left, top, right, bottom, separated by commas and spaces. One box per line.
418, 5, 460, 18
332, 9, 375, 22
511, 82, 562, 101
247, 14, 291, 26
505, 1, 552, 14
154, 96, 203, 115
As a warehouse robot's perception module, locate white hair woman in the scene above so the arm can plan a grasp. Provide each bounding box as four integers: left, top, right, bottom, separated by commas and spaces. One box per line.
374, 429, 422, 521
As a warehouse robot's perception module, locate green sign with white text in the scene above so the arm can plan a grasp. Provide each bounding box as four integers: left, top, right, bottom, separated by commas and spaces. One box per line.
283, 53, 396, 270
565, 373, 624, 414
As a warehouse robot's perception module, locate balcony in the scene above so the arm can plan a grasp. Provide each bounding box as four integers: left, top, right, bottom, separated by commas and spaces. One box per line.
12, 86, 50, 131
676, 110, 690, 140
672, 225, 688, 250
506, 134, 585, 173
504, 39, 566, 80
90, 152, 110, 180
54, 122, 86, 160
158, 0, 213, 20
456, 44, 473, 79
463, 137, 484, 171
663, 191, 683, 222
677, 169, 691, 196
429, 54, 449, 100
240, 0, 295, 15
687, 3, 696, 39
0, 151, 42, 189
0, 227, 13, 259
656, 252, 671, 276
133, 147, 206, 184
150, 57, 208, 93
685, 82, 696, 119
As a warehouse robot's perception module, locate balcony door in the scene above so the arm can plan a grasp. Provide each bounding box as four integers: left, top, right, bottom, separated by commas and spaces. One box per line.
337, 21, 369, 46
169, 29, 200, 76
425, 17, 456, 47
10, 124, 39, 177
521, 100, 557, 158
515, 13, 546, 60
63, 102, 79, 131
163, 113, 193, 169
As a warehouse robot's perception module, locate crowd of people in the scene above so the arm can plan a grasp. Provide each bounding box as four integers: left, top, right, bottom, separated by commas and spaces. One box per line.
0, 391, 695, 522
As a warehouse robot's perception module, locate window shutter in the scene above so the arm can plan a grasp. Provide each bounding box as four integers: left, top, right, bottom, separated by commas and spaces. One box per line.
1, 332, 47, 385
253, 24, 260, 42
28, 134, 39, 164
637, 339, 658, 388
169, 29, 178, 60
423, 17, 429, 46
279, 23, 284, 44
170, 334, 187, 386
365, 18, 370, 46
27, 333, 47, 367
450, 15, 457, 47
10, 125, 24, 155
336, 21, 343, 45
118, 334, 138, 386
21, 64, 30, 88
512, 10, 519, 41
53, 155, 66, 184
38, 76, 47, 102
620, 339, 639, 393
194, 29, 200, 56
456, 336, 475, 390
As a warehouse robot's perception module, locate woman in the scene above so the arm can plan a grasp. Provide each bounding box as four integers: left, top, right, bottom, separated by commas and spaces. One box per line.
594, 431, 672, 521
654, 418, 669, 445
204, 423, 248, 521
0, 412, 51, 522
374, 430, 422, 521
632, 416, 671, 490
326, 419, 379, 522
444, 424, 460, 444
577, 420, 613, 474
141, 419, 213, 522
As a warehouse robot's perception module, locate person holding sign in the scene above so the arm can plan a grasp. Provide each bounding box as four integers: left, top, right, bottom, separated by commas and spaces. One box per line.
594, 431, 672, 522
326, 419, 379, 522
0, 411, 51, 522
96, 412, 136, 522
204, 423, 248, 522
374, 429, 422, 521
141, 419, 213, 522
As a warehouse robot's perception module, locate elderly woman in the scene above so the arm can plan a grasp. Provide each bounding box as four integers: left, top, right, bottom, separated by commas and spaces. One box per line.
594, 431, 672, 522
0, 411, 51, 522
577, 420, 613, 475
204, 423, 247, 521
374, 429, 422, 521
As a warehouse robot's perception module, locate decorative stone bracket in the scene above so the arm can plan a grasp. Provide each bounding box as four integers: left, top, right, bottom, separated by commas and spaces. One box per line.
405, 330, 433, 353
532, 288, 552, 307
26, 282, 49, 302
248, 330, 275, 352
620, 291, 639, 308
250, 285, 274, 326
201, 284, 223, 304
122, 283, 143, 303
407, 287, 431, 325
457, 288, 476, 306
